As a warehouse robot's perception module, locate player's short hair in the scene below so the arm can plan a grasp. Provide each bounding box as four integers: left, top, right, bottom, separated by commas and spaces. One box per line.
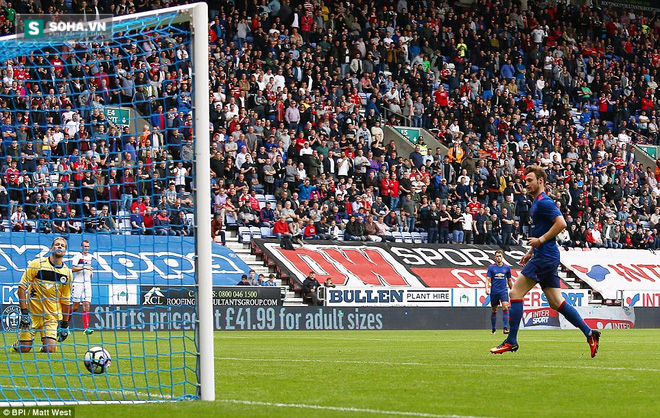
82, 239, 90, 246
524, 165, 547, 184
495, 249, 504, 256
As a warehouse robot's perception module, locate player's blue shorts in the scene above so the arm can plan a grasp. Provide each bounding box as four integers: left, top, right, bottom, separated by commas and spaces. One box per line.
521, 257, 561, 289
490, 290, 509, 307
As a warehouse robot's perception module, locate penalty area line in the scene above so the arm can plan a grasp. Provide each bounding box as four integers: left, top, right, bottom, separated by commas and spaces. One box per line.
220, 399, 492, 418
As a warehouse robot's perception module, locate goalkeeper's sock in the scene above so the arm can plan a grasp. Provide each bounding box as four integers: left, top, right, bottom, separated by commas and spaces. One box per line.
69, 306, 74, 330
83, 310, 89, 330
490, 312, 497, 330
503, 309, 509, 329
558, 300, 591, 337
505, 299, 524, 345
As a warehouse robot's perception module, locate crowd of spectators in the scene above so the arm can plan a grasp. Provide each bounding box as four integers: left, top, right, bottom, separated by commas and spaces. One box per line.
0, 0, 659, 250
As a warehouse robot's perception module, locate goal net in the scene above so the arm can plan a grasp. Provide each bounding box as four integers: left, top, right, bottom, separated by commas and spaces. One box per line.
0, 3, 215, 404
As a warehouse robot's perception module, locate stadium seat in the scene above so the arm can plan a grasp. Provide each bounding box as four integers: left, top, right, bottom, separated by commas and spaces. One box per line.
238, 226, 250, 243
265, 195, 277, 206
226, 214, 238, 226
411, 232, 422, 243
420, 232, 429, 243
256, 195, 266, 209
260, 226, 273, 238
392, 231, 403, 243
402, 232, 413, 243
118, 216, 131, 233
249, 226, 262, 239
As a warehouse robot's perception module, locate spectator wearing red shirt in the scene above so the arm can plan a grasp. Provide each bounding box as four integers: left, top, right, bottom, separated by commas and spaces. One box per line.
389, 172, 400, 210
303, 220, 320, 240
433, 85, 449, 107
143, 207, 155, 235
248, 191, 260, 211
272, 218, 292, 239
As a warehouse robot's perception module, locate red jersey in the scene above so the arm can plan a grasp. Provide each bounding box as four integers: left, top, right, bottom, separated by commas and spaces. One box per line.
468, 201, 481, 214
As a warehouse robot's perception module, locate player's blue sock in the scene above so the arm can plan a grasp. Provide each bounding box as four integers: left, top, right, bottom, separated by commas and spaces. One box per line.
558, 301, 591, 337
491, 312, 497, 330
506, 299, 524, 344
503, 309, 509, 329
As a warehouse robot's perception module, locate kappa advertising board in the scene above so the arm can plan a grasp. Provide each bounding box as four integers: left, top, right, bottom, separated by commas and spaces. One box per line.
561, 249, 660, 300
0, 233, 250, 287
255, 240, 530, 288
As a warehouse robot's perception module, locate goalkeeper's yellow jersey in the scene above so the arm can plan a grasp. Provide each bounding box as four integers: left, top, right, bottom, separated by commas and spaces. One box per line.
19, 257, 73, 321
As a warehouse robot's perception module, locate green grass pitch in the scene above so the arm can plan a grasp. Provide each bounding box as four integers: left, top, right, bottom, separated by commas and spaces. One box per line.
1, 329, 658, 417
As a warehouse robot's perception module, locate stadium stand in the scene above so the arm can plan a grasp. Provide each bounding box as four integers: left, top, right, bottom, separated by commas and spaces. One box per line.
0, 0, 658, 252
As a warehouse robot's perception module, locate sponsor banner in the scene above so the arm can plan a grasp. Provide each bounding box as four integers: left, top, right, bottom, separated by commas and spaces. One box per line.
0, 233, 250, 286
140, 286, 282, 307
477, 289, 591, 308
560, 306, 635, 330
561, 250, 660, 299
521, 308, 561, 329
85, 306, 517, 331
1, 304, 646, 331
601, 0, 660, 11
89, 305, 646, 331
323, 287, 590, 308
452, 288, 478, 307
325, 287, 450, 307
108, 284, 139, 305
622, 291, 660, 307
253, 240, 530, 289
213, 286, 282, 307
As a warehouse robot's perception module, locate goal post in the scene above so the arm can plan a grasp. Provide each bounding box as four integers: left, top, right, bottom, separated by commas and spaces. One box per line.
0, 2, 214, 404
191, 2, 214, 403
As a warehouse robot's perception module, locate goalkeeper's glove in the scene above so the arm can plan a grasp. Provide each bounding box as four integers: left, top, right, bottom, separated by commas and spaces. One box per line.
19, 309, 31, 331
57, 321, 69, 342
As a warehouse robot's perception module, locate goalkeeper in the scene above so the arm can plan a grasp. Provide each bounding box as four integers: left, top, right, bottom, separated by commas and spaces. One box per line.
14, 237, 73, 354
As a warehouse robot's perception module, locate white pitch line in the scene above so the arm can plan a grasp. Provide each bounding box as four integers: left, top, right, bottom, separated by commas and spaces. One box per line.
215, 357, 660, 373
219, 399, 493, 418
217, 335, 660, 344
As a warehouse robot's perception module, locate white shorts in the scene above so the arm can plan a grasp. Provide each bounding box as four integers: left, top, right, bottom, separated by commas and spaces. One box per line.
72, 281, 92, 303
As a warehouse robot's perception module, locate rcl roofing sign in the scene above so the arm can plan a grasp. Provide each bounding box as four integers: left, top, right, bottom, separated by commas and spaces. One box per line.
561, 249, 660, 300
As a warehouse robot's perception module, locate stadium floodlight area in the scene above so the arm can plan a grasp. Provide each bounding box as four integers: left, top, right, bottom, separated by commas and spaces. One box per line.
0, 2, 213, 404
